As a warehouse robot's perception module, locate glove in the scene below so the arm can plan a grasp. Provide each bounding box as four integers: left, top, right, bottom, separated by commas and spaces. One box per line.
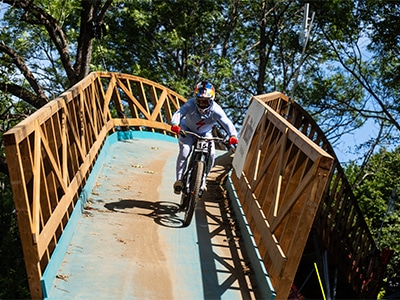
229, 136, 238, 145
171, 125, 181, 134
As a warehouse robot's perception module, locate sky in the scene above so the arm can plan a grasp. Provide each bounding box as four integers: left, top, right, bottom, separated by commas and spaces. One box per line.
333, 119, 379, 164
0, 2, 388, 167
330, 35, 387, 165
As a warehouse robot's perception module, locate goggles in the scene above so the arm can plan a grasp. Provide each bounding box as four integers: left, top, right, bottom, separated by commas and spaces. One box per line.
195, 97, 212, 109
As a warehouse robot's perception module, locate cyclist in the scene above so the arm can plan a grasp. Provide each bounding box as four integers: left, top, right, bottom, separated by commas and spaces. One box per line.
170, 81, 238, 194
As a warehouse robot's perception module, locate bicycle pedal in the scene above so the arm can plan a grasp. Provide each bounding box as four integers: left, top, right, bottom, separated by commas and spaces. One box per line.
173, 180, 184, 195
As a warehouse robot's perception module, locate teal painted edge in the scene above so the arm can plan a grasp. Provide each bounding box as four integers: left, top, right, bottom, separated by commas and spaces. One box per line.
225, 173, 276, 300
41, 130, 176, 298
116, 130, 177, 143
41, 199, 83, 298
41, 132, 118, 298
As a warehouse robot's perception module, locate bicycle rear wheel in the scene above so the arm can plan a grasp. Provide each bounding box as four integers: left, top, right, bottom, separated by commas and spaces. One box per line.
183, 161, 204, 227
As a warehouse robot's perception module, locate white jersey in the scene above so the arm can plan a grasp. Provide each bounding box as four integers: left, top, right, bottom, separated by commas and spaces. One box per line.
171, 98, 237, 137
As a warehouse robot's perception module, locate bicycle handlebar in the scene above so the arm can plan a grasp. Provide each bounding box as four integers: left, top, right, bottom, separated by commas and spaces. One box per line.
180, 130, 225, 141
179, 130, 237, 153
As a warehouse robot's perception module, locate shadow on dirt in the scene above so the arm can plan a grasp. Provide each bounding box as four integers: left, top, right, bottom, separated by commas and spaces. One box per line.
104, 199, 183, 228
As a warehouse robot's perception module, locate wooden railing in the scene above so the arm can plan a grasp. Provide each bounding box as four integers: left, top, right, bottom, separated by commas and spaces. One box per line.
259, 93, 386, 298
231, 92, 334, 299
4, 72, 387, 299
3, 72, 186, 299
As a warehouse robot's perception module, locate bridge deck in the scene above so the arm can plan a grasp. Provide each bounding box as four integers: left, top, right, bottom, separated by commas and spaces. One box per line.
46, 132, 257, 299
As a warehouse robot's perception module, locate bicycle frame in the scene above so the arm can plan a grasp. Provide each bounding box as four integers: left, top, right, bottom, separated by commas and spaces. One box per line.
179, 130, 224, 226
183, 138, 211, 194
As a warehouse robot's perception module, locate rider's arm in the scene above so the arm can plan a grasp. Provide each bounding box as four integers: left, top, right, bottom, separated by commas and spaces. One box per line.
213, 103, 238, 138
171, 99, 194, 125
171, 110, 181, 126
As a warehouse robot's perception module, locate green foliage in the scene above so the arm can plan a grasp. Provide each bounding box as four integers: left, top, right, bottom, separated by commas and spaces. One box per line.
0, 0, 80, 95
298, 72, 366, 145
0, 173, 30, 298
100, 0, 229, 82
1, 0, 400, 297
0, 84, 34, 298
346, 147, 400, 295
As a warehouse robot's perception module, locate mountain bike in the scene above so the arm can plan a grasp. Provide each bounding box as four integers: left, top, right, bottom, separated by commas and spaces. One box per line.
179, 130, 227, 227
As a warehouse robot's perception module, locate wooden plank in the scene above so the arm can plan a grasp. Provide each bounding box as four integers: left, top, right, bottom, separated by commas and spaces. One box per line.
253, 92, 289, 103
105, 72, 184, 99
32, 120, 41, 242
252, 126, 284, 192
79, 87, 86, 154
4, 139, 43, 299
37, 125, 109, 258
4, 72, 189, 299
138, 81, 151, 117
257, 101, 333, 161
272, 128, 288, 217
63, 102, 86, 162
240, 175, 287, 275
270, 159, 316, 232
231, 95, 335, 300
164, 94, 175, 122
90, 82, 98, 136
3, 100, 64, 145
39, 126, 67, 193
117, 78, 151, 120
276, 166, 331, 299
113, 118, 172, 132
103, 73, 118, 112
150, 89, 168, 121
61, 103, 68, 186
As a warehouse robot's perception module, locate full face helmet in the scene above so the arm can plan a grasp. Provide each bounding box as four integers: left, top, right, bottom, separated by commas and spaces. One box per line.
194, 81, 215, 114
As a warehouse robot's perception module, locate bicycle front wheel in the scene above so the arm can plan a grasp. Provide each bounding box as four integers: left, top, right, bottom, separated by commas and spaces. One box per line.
183, 161, 205, 227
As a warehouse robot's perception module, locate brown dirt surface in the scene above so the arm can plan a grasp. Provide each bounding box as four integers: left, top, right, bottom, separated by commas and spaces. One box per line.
48, 138, 259, 299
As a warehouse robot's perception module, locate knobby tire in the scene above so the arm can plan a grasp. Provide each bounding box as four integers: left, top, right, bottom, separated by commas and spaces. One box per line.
183, 161, 205, 227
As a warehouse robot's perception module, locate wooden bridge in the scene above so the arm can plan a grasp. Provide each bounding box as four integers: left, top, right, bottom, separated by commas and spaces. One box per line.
4, 72, 389, 299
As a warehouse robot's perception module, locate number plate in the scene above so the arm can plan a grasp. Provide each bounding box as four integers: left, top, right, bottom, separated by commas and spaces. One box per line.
196, 140, 208, 150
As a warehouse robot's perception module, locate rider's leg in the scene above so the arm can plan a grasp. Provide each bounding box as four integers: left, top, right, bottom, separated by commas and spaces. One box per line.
174, 134, 194, 194
207, 140, 216, 176
201, 141, 215, 191
176, 134, 195, 180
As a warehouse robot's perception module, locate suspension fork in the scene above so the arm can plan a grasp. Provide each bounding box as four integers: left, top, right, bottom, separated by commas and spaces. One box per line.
187, 141, 211, 188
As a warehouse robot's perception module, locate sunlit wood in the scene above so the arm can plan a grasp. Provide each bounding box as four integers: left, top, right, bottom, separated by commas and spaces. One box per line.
4, 74, 386, 299
238, 93, 385, 298
4, 72, 186, 299
232, 95, 334, 298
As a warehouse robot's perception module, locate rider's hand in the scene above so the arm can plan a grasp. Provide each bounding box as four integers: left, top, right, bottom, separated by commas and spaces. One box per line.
229, 136, 238, 145
171, 124, 181, 134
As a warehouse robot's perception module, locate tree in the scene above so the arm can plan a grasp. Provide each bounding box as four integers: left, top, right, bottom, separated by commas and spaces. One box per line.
0, 1, 113, 297
296, 0, 400, 164
346, 147, 400, 297
0, 0, 113, 173
97, 0, 249, 121
97, 1, 312, 127
1, 0, 399, 297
